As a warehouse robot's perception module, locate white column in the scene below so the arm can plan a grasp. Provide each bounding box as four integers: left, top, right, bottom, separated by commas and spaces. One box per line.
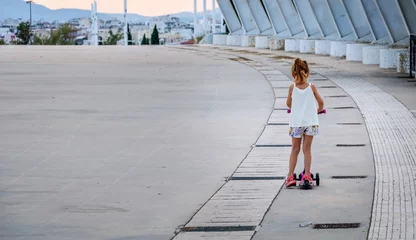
203, 0, 207, 33
194, 0, 197, 39
91, 3, 94, 45
94, 0, 98, 46
124, 0, 128, 46
221, 12, 225, 33
212, 0, 216, 33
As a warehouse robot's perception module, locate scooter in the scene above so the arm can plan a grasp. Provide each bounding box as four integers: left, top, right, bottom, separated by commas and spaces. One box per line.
293, 171, 320, 189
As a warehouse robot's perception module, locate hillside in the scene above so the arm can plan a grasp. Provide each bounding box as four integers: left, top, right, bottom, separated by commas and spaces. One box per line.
0, 0, 221, 23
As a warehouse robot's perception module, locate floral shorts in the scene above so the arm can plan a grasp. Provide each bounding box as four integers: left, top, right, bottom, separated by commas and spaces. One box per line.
289, 126, 319, 138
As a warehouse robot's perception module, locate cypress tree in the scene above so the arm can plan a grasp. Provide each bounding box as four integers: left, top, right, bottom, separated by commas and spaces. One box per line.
150, 25, 160, 45
142, 33, 148, 45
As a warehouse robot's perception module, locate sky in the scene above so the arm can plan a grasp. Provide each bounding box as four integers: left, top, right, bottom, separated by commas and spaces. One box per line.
34, 0, 215, 16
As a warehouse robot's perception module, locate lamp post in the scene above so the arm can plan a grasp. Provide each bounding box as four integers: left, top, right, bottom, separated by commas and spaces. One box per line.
194, 0, 197, 40
25, 0, 34, 44
124, 0, 128, 46
203, 0, 207, 33
212, 0, 216, 33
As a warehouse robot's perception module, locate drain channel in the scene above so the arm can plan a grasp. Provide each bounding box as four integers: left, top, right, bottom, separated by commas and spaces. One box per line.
320, 86, 337, 88
331, 176, 367, 179
182, 226, 256, 232
332, 107, 356, 109
231, 176, 285, 180
229, 57, 252, 62
267, 123, 289, 126
337, 123, 362, 125
326, 95, 348, 98
256, 144, 292, 147
336, 144, 366, 147
313, 223, 361, 229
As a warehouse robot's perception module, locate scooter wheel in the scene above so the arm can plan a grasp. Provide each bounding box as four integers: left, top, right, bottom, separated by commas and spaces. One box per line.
316, 173, 320, 186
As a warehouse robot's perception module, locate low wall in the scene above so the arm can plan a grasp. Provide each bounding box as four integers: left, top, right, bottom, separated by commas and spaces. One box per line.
255, 36, 269, 49
299, 40, 315, 53
380, 49, 408, 69
226, 35, 242, 46
362, 45, 388, 64
315, 40, 331, 55
285, 39, 300, 52
241, 35, 255, 47
346, 43, 367, 62
330, 41, 347, 58
269, 38, 285, 50
213, 34, 227, 45
397, 52, 410, 73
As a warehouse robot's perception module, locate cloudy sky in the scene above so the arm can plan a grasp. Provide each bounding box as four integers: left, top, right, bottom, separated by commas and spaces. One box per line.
34, 0, 213, 16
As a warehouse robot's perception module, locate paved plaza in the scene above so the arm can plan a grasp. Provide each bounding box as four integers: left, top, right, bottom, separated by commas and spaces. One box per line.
0, 45, 415, 240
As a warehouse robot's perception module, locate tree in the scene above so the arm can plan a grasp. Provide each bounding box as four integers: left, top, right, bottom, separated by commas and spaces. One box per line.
127, 23, 133, 45
0, 39, 5, 45
16, 21, 31, 45
150, 24, 160, 45
141, 33, 149, 45
33, 23, 75, 45
104, 29, 123, 45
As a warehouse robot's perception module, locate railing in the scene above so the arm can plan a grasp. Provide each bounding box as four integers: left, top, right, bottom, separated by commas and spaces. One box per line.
411, 35, 416, 78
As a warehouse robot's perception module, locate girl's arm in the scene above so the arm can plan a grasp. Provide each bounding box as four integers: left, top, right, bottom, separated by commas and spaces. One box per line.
311, 84, 324, 112
286, 84, 294, 109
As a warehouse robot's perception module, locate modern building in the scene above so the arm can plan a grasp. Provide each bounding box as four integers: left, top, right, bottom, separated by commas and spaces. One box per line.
214, 0, 415, 73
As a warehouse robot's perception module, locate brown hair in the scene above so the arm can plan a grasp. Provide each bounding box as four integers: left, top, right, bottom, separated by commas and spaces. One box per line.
291, 58, 310, 84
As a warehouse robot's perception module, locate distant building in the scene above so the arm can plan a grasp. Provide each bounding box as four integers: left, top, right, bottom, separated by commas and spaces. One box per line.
78, 18, 92, 28
0, 27, 15, 43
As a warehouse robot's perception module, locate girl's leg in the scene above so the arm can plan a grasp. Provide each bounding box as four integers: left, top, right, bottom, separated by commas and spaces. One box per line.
288, 137, 302, 176
302, 135, 314, 176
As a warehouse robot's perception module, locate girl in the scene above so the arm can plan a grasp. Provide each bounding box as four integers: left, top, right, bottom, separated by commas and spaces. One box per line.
285, 58, 324, 188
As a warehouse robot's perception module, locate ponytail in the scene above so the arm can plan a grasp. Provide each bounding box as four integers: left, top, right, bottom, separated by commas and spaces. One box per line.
291, 58, 310, 84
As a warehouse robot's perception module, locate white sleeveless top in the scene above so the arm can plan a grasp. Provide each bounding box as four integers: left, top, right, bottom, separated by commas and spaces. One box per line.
289, 83, 319, 127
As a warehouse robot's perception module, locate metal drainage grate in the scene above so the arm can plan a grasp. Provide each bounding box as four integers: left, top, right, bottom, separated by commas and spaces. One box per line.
182, 226, 257, 232
313, 223, 361, 229
231, 176, 285, 180
256, 144, 292, 148
320, 86, 337, 88
331, 176, 367, 179
311, 78, 329, 81
336, 144, 366, 147
276, 96, 287, 99
326, 95, 348, 98
229, 57, 252, 62
337, 123, 362, 125
267, 123, 289, 126
332, 107, 355, 109
274, 108, 288, 110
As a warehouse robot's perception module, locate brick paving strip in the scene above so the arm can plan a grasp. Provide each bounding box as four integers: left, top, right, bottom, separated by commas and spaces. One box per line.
313, 68, 416, 240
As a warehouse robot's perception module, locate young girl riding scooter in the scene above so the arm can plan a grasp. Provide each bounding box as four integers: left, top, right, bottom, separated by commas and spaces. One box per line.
285, 58, 324, 188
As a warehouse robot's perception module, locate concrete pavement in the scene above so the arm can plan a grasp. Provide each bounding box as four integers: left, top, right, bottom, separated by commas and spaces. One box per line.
0, 46, 273, 240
